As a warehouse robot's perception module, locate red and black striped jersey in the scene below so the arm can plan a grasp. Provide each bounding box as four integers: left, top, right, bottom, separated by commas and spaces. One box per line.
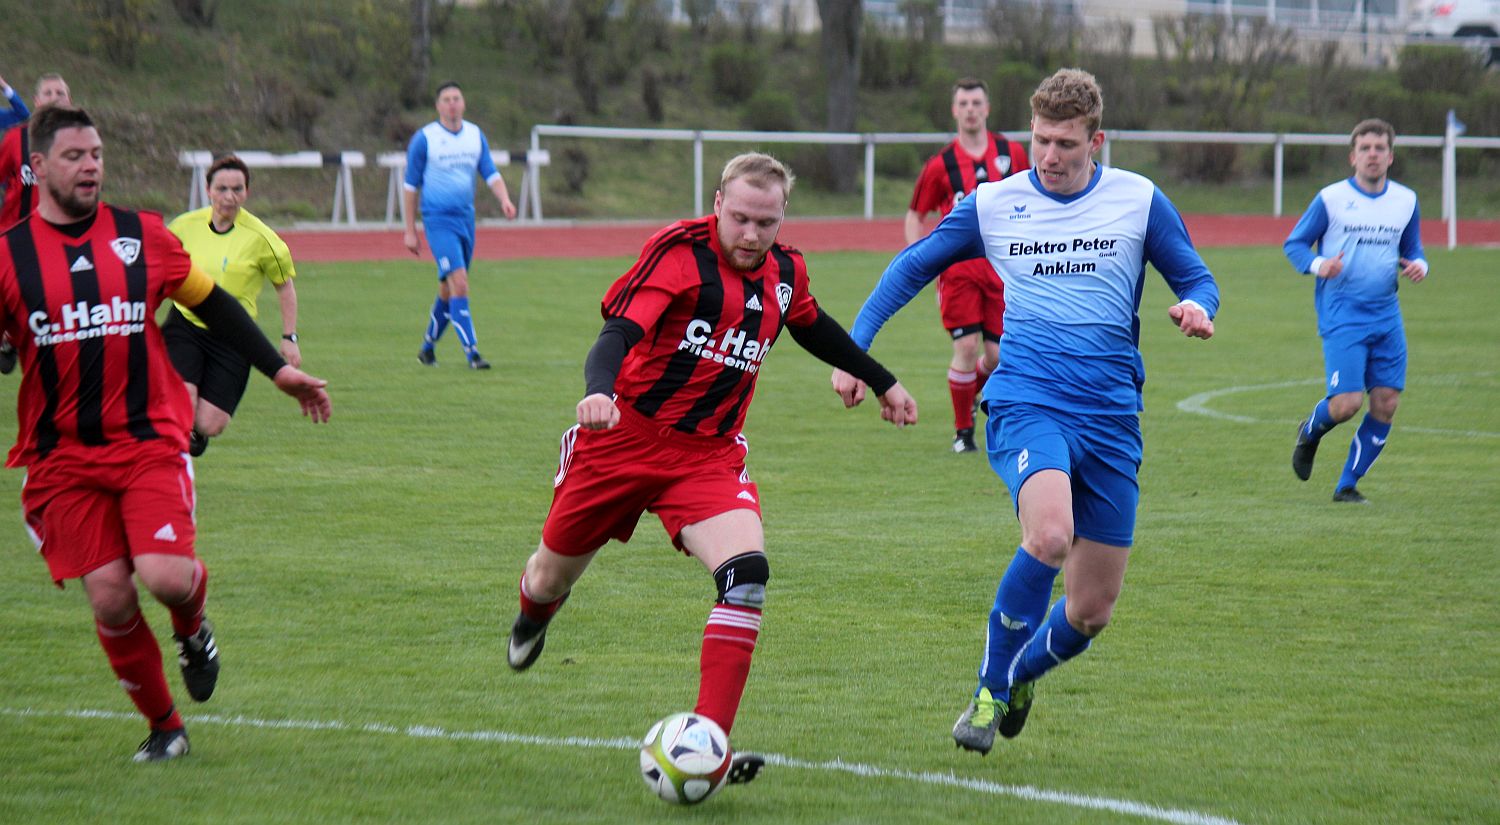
602, 215, 821, 440
0, 125, 36, 230
910, 132, 1030, 219
0, 205, 195, 466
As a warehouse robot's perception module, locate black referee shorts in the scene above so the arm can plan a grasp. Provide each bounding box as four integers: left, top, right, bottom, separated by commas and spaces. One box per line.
162, 306, 253, 416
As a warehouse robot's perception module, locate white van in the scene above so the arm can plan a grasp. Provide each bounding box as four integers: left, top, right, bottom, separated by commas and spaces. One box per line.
1408, 0, 1500, 63
1408, 0, 1500, 38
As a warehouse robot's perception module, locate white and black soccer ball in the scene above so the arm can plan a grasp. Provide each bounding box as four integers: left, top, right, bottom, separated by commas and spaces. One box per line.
638, 712, 732, 805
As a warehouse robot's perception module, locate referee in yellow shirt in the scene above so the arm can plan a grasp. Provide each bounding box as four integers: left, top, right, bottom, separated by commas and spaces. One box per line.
166, 154, 301, 456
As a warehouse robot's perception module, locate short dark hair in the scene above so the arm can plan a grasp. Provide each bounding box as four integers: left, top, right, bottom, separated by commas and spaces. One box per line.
29, 105, 94, 157
1350, 118, 1395, 149
208, 154, 251, 188
435, 81, 461, 98
954, 77, 988, 96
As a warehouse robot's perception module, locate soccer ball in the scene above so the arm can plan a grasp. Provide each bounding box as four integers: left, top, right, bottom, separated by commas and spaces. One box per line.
638, 712, 732, 805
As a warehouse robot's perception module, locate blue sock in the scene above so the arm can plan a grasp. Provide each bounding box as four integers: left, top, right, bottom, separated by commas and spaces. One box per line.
1304, 398, 1339, 441
1010, 597, 1092, 687
424, 296, 449, 349
978, 548, 1059, 700
448, 296, 479, 358
1337, 414, 1391, 491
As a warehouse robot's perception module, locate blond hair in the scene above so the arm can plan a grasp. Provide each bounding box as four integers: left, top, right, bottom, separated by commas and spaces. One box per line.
1030, 68, 1104, 134
719, 153, 795, 200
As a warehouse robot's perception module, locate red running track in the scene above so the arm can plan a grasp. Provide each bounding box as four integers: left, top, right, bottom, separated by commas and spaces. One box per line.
282, 215, 1500, 263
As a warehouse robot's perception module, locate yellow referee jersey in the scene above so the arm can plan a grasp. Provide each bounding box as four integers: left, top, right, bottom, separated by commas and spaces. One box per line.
167, 206, 296, 328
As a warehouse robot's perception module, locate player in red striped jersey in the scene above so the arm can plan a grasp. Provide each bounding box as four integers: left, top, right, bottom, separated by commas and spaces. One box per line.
0, 73, 73, 374
506, 153, 916, 788
0, 106, 332, 762
907, 78, 1030, 453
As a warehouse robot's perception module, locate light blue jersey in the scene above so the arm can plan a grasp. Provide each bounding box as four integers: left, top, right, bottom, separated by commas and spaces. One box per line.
403, 119, 502, 220
1283, 177, 1425, 336
852, 164, 1220, 415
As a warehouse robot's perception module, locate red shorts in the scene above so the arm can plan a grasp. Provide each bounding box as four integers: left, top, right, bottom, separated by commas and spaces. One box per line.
21, 440, 198, 586
936, 258, 1005, 340
542, 406, 761, 556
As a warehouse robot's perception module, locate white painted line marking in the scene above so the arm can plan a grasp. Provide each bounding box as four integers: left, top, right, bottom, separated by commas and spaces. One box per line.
2, 706, 1244, 825
1175, 376, 1500, 438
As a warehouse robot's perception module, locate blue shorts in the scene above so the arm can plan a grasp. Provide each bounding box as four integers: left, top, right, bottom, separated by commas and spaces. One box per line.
1322, 323, 1406, 396
424, 214, 475, 279
985, 402, 1142, 548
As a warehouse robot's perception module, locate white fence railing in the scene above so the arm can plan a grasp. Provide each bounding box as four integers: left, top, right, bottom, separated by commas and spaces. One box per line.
530, 120, 1496, 249
178, 148, 551, 226
179, 150, 366, 224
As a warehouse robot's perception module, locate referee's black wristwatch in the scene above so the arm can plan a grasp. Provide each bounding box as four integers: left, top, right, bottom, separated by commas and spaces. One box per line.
281, 333, 299, 344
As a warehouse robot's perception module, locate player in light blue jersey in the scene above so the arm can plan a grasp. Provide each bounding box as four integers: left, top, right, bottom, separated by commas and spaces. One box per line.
832, 69, 1219, 757
403, 81, 517, 370
1284, 118, 1427, 504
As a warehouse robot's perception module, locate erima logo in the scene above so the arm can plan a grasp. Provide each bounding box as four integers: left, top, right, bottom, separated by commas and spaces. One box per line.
745, 293, 763, 311
154, 523, 178, 542
737, 490, 756, 502
775, 282, 793, 313
70, 256, 93, 273
999, 613, 1028, 631
1372, 436, 1387, 446
1009, 203, 1031, 221
110, 237, 141, 266
1014, 204, 1026, 213
1017, 448, 1030, 473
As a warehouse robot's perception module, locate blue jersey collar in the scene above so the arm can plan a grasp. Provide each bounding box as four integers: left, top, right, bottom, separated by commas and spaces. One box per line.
1027, 162, 1104, 204
1345, 175, 1389, 198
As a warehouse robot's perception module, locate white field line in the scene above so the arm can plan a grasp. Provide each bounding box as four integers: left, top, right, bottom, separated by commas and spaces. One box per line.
1175, 376, 1500, 438
2, 706, 1245, 825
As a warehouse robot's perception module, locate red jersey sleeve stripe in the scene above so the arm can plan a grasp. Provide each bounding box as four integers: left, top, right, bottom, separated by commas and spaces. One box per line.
5, 223, 64, 457
633, 241, 723, 422
62, 235, 108, 444
604, 222, 708, 318
110, 208, 160, 442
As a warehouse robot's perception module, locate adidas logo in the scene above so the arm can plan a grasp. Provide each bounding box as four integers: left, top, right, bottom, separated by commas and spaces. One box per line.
70, 256, 94, 273
154, 523, 178, 542
736, 490, 757, 502
745, 294, 763, 311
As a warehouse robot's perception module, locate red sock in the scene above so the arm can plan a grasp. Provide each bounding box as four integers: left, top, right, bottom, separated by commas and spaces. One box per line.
518, 574, 567, 623
949, 368, 978, 430
694, 604, 761, 735
96, 612, 182, 730
168, 558, 208, 638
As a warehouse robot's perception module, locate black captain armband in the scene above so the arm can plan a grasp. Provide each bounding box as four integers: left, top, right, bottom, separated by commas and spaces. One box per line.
788, 309, 897, 395
189, 286, 289, 379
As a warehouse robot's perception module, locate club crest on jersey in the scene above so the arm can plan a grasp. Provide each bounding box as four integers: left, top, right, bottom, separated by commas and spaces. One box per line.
110, 237, 141, 266
19, 164, 35, 186
775, 282, 793, 313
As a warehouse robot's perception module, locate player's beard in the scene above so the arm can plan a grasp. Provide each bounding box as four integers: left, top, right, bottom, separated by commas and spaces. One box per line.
49, 179, 99, 221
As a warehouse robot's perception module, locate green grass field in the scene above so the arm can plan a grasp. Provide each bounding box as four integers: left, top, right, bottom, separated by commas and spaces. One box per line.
1, 247, 1496, 824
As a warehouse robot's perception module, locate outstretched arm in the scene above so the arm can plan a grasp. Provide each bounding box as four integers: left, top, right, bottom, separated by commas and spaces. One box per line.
171, 273, 330, 422
791, 309, 916, 427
